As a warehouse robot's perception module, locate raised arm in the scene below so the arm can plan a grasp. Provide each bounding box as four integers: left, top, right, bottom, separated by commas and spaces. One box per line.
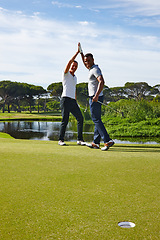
64, 46, 80, 74
78, 42, 86, 67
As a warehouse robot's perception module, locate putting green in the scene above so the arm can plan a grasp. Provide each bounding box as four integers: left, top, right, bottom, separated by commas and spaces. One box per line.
0, 138, 160, 239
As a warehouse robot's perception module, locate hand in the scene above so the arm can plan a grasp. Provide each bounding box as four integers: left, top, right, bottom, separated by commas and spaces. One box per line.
78, 43, 80, 53
78, 42, 83, 54
92, 95, 99, 102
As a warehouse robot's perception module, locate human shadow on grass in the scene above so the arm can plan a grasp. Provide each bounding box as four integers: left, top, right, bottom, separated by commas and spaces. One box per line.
59, 143, 160, 152
112, 145, 160, 153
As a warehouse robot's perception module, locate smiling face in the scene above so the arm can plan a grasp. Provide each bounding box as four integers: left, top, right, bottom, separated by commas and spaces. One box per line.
69, 61, 78, 74
84, 54, 94, 69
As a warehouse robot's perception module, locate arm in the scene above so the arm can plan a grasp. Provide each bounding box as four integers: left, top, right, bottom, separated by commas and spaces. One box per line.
78, 43, 86, 67
92, 75, 104, 102
64, 47, 80, 74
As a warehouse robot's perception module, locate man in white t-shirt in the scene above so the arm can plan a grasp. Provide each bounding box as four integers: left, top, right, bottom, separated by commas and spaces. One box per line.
58, 45, 86, 146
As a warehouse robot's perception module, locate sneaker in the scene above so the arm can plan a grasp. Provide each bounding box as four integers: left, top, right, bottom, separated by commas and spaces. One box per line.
86, 142, 100, 149
58, 140, 66, 146
101, 140, 115, 151
77, 140, 87, 146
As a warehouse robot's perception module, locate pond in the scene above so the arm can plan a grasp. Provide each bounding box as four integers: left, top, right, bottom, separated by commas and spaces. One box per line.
0, 121, 159, 144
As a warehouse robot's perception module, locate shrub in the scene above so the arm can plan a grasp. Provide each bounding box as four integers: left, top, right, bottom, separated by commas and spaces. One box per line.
103, 99, 159, 122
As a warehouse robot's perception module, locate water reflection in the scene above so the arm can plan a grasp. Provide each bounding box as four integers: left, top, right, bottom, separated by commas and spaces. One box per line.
0, 121, 159, 144
0, 121, 95, 142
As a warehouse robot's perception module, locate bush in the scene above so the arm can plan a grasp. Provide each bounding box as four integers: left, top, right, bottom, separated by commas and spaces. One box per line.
101, 99, 160, 138
102, 99, 160, 122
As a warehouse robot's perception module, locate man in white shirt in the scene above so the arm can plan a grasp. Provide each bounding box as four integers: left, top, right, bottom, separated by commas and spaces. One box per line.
58, 45, 85, 146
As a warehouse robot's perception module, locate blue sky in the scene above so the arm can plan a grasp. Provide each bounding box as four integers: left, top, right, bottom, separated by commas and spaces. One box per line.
0, 0, 160, 89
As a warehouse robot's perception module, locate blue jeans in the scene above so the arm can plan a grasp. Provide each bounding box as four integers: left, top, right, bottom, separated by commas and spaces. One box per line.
59, 97, 84, 141
89, 96, 111, 144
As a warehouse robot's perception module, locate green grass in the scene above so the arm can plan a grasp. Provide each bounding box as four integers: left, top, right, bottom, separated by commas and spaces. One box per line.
0, 138, 160, 239
0, 112, 61, 121
0, 132, 14, 139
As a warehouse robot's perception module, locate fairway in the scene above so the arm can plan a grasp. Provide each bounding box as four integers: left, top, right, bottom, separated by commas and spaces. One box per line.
0, 138, 160, 239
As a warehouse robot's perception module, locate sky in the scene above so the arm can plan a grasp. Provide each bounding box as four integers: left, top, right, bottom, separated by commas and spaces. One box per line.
0, 0, 160, 89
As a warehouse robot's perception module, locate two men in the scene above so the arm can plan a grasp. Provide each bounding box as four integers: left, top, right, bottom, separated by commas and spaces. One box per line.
59, 43, 114, 151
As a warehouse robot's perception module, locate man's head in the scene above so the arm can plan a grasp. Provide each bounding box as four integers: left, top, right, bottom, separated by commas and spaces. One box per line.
70, 60, 78, 74
84, 53, 94, 69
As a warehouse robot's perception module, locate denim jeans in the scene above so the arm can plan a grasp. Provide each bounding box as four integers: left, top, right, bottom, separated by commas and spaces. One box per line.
89, 96, 111, 144
59, 97, 84, 141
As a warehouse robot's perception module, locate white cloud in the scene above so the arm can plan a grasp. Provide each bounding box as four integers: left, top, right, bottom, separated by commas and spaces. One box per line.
96, 0, 160, 16
75, 6, 82, 9
79, 21, 90, 26
51, 1, 82, 9
80, 1, 160, 29
0, 8, 159, 89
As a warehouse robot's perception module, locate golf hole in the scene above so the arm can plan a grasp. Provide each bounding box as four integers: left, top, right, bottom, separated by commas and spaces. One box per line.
118, 221, 135, 228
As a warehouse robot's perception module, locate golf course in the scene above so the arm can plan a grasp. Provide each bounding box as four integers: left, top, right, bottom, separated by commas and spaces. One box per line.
0, 133, 159, 239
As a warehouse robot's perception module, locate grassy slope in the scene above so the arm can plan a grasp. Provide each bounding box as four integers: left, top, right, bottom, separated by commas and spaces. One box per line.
0, 132, 14, 139
0, 138, 160, 240
0, 112, 61, 121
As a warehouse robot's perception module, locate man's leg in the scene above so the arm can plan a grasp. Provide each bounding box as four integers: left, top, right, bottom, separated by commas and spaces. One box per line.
59, 98, 70, 141
89, 96, 111, 143
70, 100, 84, 141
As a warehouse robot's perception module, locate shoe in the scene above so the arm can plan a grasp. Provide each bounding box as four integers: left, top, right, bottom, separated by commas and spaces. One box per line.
86, 142, 100, 149
77, 140, 87, 146
58, 140, 66, 146
101, 140, 115, 151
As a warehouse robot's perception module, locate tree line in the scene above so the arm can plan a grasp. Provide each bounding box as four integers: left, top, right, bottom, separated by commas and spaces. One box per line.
0, 80, 159, 113
0, 81, 47, 113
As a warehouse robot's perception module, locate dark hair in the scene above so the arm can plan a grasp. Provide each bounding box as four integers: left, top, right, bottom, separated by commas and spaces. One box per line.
84, 53, 93, 59
74, 60, 78, 65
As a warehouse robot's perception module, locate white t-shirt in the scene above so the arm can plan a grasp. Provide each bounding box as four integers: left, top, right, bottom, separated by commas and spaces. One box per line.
61, 71, 77, 99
